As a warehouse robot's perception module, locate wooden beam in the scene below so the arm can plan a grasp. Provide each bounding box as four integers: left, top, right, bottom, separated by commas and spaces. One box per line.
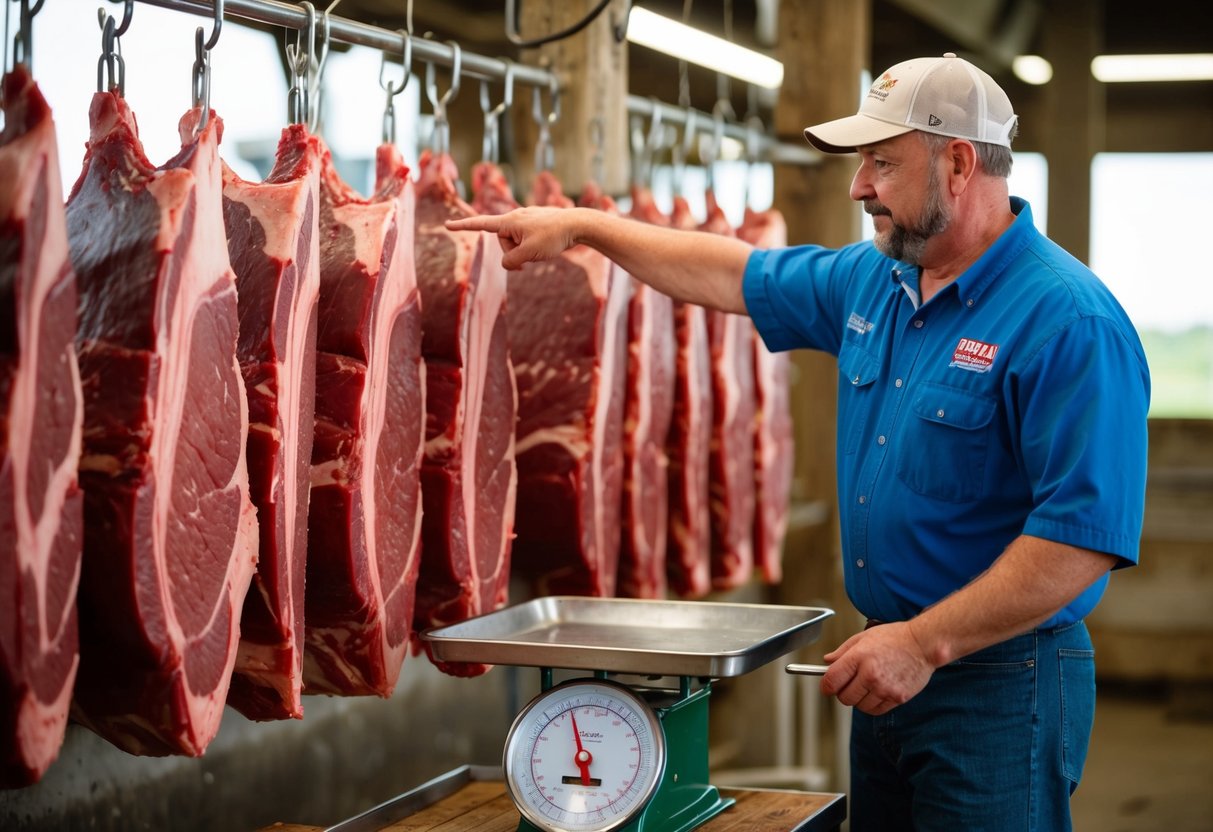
1040, 0, 1104, 264
512, 0, 630, 196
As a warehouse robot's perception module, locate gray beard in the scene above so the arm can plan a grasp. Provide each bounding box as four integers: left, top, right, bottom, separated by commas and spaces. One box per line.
867, 167, 952, 265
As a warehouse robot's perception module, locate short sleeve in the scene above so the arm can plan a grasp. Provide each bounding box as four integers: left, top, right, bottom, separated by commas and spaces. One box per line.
1017, 315, 1151, 564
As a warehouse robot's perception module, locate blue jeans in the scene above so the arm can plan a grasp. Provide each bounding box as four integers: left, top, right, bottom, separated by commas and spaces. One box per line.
849, 621, 1096, 832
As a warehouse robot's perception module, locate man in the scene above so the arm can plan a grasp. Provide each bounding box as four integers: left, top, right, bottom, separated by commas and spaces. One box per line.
448, 53, 1150, 831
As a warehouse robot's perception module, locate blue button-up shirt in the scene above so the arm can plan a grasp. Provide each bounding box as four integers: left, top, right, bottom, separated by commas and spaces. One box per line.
743, 198, 1150, 627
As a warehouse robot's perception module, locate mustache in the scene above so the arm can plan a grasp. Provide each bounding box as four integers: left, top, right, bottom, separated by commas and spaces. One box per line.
864, 200, 892, 217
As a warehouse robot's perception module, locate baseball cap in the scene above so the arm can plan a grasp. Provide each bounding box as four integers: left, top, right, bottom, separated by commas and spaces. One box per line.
804, 52, 1018, 153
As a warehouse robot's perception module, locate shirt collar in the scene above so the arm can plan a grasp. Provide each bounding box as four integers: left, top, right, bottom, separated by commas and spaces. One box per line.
887, 197, 1039, 309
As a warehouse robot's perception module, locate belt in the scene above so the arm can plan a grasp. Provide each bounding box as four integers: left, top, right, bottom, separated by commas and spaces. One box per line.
864, 618, 884, 630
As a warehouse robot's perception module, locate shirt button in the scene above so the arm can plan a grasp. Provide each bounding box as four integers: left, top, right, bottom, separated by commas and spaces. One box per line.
852, 375, 860, 385
913, 320, 924, 329
937, 409, 945, 418
856, 559, 865, 568
858, 495, 866, 505
895, 378, 903, 388
877, 435, 886, 445
966, 298, 975, 307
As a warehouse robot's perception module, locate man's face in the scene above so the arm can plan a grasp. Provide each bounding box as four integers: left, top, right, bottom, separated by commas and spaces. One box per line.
850, 132, 952, 266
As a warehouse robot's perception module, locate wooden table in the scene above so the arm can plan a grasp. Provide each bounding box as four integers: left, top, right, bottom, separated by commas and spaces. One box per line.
260, 767, 845, 832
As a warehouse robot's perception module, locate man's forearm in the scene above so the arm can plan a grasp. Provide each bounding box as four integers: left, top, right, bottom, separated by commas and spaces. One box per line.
561, 208, 754, 314
907, 534, 1117, 667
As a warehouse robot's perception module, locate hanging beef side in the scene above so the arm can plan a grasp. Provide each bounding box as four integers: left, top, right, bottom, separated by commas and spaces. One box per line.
699, 192, 756, 590
738, 206, 794, 585
221, 125, 321, 719
303, 141, 425, 697
599, 184, 675, 600
664, 197, 714, 598
0, 65, 83, 787
472, 164, 628, 598
65, 95, 258, 756
412, 152, 516, 676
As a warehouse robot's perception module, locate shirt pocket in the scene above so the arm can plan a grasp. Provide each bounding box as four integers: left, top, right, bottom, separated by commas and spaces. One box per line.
896, 382, 997, 502
838, 343, 881, 456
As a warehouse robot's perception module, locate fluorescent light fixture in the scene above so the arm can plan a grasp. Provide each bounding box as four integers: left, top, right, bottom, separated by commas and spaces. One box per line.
1091, 53, 1213, 83
1012, 55, 1053, 85
626, 6, 785, 90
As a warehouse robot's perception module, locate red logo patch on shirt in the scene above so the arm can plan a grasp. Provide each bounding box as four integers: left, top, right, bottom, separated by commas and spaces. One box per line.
950, 338, 1000, 373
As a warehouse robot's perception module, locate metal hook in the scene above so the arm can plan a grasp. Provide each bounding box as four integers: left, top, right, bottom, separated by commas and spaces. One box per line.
423, 40, 462, 114
424, 40, 461, 156
308, 5, 333, 133
201, 0, 223, 51
12, 0, 41, 71
479, 59, 514, 164
110, 0, 134, 37
284, 5, 312, 126
380, 29, 411, 144
531, 77, 560, 173
95, 9, 126, 95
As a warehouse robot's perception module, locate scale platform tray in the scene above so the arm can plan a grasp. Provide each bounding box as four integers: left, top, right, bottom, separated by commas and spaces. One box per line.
420, 596, 832, 677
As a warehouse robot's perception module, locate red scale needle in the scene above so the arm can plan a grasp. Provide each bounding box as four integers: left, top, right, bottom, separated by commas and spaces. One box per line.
569, 710, 593, 785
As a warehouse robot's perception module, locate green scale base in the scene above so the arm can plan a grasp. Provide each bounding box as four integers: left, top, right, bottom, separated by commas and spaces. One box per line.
518, 678, 734, 832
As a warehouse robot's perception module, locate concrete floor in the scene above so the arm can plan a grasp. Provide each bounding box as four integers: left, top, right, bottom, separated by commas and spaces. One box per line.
1071, 682, 1213, 832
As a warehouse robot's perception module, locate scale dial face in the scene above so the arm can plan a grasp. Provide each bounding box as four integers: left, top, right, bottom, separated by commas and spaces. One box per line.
503, 678, 667, 832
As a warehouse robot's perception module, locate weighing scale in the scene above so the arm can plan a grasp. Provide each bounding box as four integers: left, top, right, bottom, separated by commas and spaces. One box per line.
420, 596, 833, 832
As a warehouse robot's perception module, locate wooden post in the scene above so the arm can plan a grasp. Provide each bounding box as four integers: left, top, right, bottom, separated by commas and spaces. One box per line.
512, 0, 630, 196
770, 1, 869, 637
1040, 0, 1105, 264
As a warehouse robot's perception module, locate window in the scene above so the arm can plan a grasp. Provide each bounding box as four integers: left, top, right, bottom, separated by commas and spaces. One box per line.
1091, 153, 1213, 418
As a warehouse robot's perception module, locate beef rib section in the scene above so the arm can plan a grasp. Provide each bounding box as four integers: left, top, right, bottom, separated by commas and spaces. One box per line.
0, 65, 84, 787
304, 141, 425, 697
738, 207, 794, 585
698, 193, 755, 590
663, 197, 713, 598
65, 96, 258, 756
472, 164, 628, 598
221, 124, 321, 720
412, 151, 515, 677
609, 184, 675, 600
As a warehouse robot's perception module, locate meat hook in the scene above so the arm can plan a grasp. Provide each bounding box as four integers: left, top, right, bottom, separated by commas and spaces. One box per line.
479, 58, 514, 164
424, 40, 461, 156
380, 28, 411, 145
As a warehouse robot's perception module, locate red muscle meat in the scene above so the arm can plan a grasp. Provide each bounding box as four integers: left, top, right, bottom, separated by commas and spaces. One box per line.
221, 125, 321, 719
608, 185, 675, 599
738, 207, 794, 584
412, 151, 516, 677
304, 141, 425, 697
65, 96, 259, 756
0, 65, 83, 786
664, 197, 713, 598
472, 164, 628, 598
699, 192, 756, 590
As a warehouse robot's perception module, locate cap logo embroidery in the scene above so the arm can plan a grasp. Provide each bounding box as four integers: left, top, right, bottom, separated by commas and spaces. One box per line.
928, 114, 943, 126
950, 338, 999, 373
868, 73, 898, 101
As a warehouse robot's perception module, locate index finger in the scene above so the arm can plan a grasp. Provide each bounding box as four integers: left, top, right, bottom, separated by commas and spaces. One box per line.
445, 215, 503, 233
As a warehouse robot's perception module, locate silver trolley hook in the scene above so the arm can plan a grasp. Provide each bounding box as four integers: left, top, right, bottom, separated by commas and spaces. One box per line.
285, 1, 315, 127
424, 40, 462, 156
479, 58, 514, 164
379, 29, 411, 145
532, 75, 560, 173
191, 0, 223, 133
95, 1, 131, 95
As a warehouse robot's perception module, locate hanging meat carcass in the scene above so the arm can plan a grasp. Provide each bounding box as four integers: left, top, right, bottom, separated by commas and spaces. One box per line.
604, 184, 675, 600
699, 192, 756, 590
472, 164, 628, 598
412, 151, 516, 676
664, 196, 714, 598
738, 206, 794, 585
0, 64, 83, 787
65, 95, 258, 756
221, 125, 321, 719
303, 141, 425, 697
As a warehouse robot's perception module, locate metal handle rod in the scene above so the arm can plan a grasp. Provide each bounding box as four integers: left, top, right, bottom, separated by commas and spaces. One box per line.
130, 0, 557, 89
784, 663, 830, 676
627, 94, 820, 167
